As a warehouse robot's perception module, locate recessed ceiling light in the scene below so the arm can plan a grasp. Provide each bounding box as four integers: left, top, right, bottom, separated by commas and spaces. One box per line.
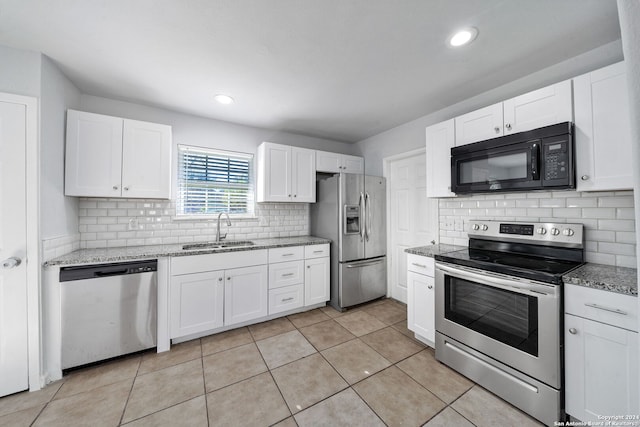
449, 27, 478, 47
214, 94, 234, 105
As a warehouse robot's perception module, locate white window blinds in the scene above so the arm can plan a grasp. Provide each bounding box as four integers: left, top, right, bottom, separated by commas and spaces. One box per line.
177, 145, 254, 216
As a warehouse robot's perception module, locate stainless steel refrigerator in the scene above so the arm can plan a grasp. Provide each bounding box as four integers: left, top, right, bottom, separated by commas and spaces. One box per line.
310, 173, 386, 310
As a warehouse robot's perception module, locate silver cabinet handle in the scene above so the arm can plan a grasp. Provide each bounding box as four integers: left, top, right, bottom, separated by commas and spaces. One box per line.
427, 285, 433, 290
411, 262, 427, 268
2, 257, 22, 269
282, 297, 294, 302
307, 265, 310, 269
218, 277, 223, 282
227, 277, 231, 280
124, 186, 130, 191
313, 250, 324, 254
505, 123, 512, 130
113, 185, 119, 190
294, 194, 297, 197
581, 175, 589, 181
569, 328, 577, 334
584, 303, 627, 316
282, 253, 294, 257
288, 194, 291, 197
494, 126, 500, 133
282, 273, 294, 277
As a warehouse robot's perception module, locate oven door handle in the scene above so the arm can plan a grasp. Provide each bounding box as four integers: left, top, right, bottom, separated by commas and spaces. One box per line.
436, 263, 557, 297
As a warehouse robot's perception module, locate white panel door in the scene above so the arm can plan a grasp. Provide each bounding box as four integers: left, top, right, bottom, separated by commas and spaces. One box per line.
122, 119, 172, 199
291, 147, 316, 202
0, 101, 29, 397
503, 80, 572, 135
425, 119, 456, 198
304, 257, 329, 306
574, 62, 633, 191
170, 271, 224, 338
224, 265, 268, 326
407, 271, 435, 344
64, 109, 123, 197
454, 102, 503, 145
388, 152, 438, 303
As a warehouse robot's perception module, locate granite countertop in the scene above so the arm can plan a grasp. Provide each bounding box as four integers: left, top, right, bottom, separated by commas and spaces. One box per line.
44, 236, 331, 267
563, 263, 638, 297
405, 244, 467, 258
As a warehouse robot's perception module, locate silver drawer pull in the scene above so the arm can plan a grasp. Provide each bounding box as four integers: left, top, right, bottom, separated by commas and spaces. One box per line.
411, 263, 427, 268
282, 253, 294, 257
282, 273, 294, 277
281, 297, 294, 302
584, 303, 628, 316
313, 250, 324, 254
428, 285, 433, 289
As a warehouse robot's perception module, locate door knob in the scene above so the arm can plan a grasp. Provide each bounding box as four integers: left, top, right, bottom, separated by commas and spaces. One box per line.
569, 328, 577, 335
2, 257, 22, 269
505, 123, 512, 130
581, 175, 589, 181
494, 126, 500, 133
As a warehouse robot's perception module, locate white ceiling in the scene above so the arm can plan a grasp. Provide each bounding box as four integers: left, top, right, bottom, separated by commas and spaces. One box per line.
0, 0, 621, 143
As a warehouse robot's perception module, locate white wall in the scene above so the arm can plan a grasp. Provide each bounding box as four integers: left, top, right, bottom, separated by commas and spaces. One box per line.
355, 40, 624, 176
0, 44, 41, 97
40, 55, 81, 240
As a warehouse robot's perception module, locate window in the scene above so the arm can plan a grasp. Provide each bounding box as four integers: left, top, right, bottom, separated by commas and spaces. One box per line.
177, 145, 254, 216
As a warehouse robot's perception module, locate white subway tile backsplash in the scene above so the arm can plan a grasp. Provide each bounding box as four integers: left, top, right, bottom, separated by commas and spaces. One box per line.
439, 190, 636, 268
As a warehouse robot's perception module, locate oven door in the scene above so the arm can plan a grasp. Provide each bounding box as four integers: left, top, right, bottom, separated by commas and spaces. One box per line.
435, 262, 561, 388
451, 140, 540, 193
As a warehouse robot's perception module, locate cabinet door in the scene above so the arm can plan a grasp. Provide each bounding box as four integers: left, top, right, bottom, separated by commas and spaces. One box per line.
565, 314, 639, 422
170, 271, 224, 338
291, 147, 316, 202
574, 62, 632, 191
304, 257, 329, 306
121, 119, 172, 199
224, 265, 268, 326
316, 150, 342, 173
407, 271, 434, 344
65, 110, 123, 197
454, 102, 503, 145
257, 143, 291, 202
425, 119, 456, 198
342, 155, 364, 174
503, 80, 572, 135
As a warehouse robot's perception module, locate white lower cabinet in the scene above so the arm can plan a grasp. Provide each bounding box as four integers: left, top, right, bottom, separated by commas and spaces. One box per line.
406, 254, 435, 345
269, 284, 304, 315
224, 265, 268, 326
170, 271, 224, 338
304, 257, 330, 306
564, 284, 639, 423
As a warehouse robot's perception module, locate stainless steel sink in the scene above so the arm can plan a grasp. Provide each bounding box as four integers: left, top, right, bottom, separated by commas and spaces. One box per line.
182, 240, 255, 250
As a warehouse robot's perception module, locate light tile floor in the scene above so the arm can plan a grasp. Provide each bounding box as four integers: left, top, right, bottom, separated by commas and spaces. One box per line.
0, 298, 543, 426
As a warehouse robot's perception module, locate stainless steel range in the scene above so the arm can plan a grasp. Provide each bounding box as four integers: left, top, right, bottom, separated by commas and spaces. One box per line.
434, 221, 584, 426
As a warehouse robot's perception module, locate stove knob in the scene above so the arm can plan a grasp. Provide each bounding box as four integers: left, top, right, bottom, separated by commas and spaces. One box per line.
472, 224, 480, 231
481, 224, 489, 231
550, 227, 560, 236
563, 228, 575, 237
536, 227, 547, 235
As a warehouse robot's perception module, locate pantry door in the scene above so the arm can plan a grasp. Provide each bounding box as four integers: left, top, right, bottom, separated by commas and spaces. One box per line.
385, 149, 438, 303
0, 93, 38, 397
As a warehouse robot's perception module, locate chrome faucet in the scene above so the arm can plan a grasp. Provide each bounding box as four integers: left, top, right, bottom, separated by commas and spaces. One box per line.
215, 212, 231, 242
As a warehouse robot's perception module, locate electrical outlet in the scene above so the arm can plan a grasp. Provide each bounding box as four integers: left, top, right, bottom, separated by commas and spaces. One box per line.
128, 218, 139, 230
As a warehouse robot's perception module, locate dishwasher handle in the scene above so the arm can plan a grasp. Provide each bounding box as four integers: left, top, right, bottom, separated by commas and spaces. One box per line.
60, 260, 157, 282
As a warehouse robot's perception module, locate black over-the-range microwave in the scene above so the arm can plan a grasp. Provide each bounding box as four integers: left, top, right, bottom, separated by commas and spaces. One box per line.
451, 122, 575, 194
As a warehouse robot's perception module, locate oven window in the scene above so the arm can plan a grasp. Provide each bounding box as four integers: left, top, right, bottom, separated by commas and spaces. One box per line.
444, 276, 538, 356
459, 152, 528, 184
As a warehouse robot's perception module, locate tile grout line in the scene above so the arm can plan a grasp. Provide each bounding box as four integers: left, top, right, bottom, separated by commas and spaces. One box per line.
117, 356, 142, 426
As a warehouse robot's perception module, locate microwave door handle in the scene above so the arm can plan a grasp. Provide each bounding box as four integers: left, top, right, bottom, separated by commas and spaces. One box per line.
531, 143, 540, 180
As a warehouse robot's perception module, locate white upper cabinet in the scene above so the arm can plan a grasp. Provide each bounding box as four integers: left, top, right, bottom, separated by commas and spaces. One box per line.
257, 142, 316, 202
425, 119, 456, 198
455, 81, 572, 145
574, 62, 633, 191
65, 110, 172, 199
316, 150, 364, 174
455, 102, 504, 145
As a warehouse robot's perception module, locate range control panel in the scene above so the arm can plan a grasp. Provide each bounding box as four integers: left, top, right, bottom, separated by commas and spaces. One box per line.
468, 220, 583, 247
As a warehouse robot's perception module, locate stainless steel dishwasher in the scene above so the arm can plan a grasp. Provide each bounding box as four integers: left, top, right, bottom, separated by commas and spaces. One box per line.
59, 260, 157, 370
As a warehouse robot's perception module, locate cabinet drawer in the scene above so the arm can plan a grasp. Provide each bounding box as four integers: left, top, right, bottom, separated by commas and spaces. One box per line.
171, 250, 267, 276
407, 254, 434, 276
305, 244, 329, 259
269, 260, 304, 289
565, 284, 638, 332
269, 284, 304, 315
268, 246, 304, 263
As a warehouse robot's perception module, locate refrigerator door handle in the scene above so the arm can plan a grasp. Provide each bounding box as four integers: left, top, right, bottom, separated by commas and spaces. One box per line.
365, 192, 371, 242
345, 258, 385, 268
359, 192, 365, 242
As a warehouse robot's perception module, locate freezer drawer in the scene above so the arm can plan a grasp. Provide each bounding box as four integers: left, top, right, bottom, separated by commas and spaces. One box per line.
338, 256, 386, 308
